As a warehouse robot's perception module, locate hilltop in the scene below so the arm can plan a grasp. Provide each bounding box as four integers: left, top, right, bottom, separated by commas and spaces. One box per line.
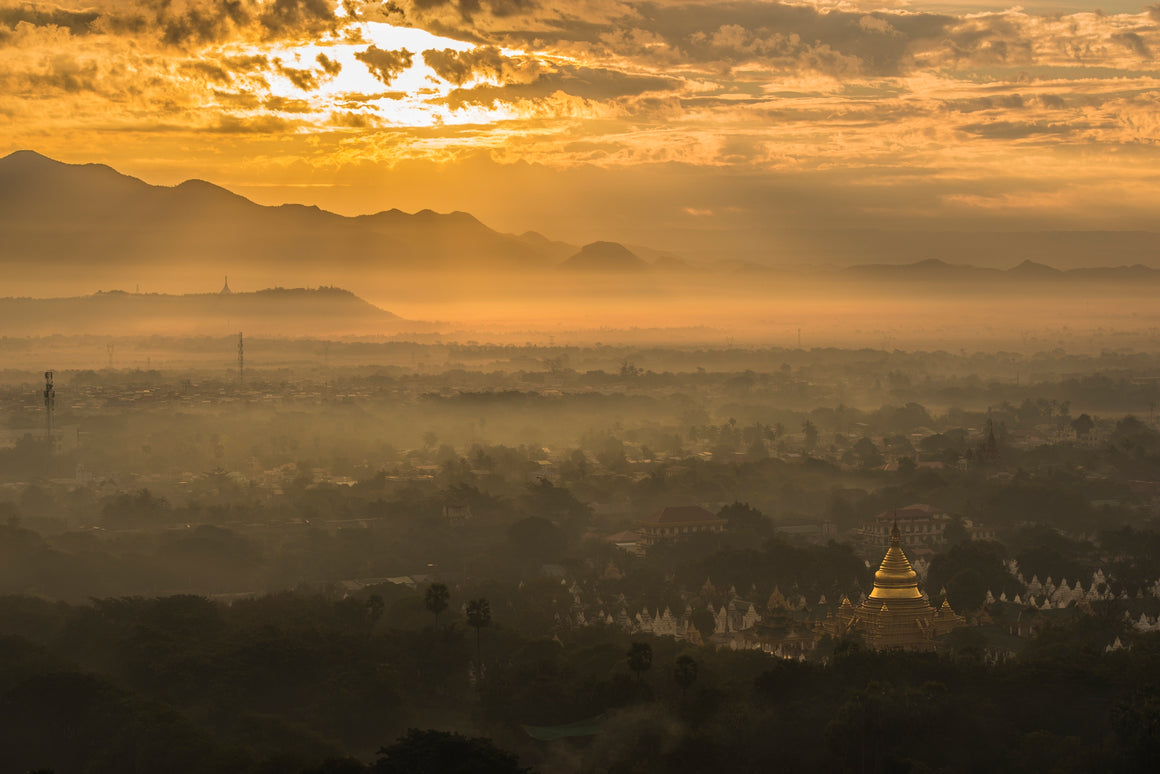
0, 151, 572, 294
0, 286, 420, 337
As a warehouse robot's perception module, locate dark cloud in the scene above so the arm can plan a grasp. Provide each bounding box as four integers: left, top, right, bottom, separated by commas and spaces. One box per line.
154, 3, 250, 46
941, 16, 1033, 67
355, 45, 414, 84
393, 1, 956, 77
224, 54, 271, 73
403, 0, 537, 22
958, 120, 1078, 139
0, 6, 98, 36
213, 113, 297, 133
265, 95, 314, 112
1, 0, 338, 48
275, 61, 320, 90
424, 45, 502, 84
939, 94, 1026, 113
259, 0, 335, 34
181, 61, 232, 84
333, 91, 409, 108
267, 51, 343, 91
317, 52, 343, 76
639, 4, 951, 75
442, 65, 680, 108
329, 110, 380, 127
2, 53, 101, 94
422, 45, 539, 85
213, 89, 262, 109
1111, 31, 1152, 59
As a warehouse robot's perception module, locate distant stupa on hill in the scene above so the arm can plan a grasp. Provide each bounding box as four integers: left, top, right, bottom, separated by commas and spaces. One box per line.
220, 275, 232, 295
826, 521, 964, 650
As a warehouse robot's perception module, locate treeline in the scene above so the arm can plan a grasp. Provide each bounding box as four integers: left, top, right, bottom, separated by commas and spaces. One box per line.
0, 590, 1158, 773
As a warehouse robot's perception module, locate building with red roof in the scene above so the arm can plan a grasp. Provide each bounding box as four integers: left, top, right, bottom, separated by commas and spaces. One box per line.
636, 505, 727, 547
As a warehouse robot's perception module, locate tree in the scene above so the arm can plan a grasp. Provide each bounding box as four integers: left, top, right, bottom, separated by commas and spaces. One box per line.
507, 516, 566, 564
1071, 413, 1094, 440
425, 583, 449, 629
718, 501, 772, 537
945, 568, 987, 613
466, 598, 491, 673
1111, 690, 1160, 772
373, 729, 530, 774
101, 488, 171, 530
928, 541, 1019, 612
943, 517, 970, 546
627, 641, 653, 682
802, 420, 818, 453
673, 655, 698, 701
690, 608, 717, 638
848, 437, 883, 470
366, 594, 385, 630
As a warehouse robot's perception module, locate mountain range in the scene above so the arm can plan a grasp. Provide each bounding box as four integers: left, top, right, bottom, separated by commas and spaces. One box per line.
0, 150, 658, 293
841, 258, 1160, 285
2, 150, 1159, 300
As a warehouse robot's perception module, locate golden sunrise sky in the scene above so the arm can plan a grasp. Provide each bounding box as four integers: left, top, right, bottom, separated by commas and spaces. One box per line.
4, 0, 1160, 256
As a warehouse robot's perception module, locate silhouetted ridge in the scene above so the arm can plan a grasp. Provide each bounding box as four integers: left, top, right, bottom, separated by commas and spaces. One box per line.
563, 241, 649, 272
1009, 259, 1062, 275
0, 286, 412, 337
0, 151, 556, 278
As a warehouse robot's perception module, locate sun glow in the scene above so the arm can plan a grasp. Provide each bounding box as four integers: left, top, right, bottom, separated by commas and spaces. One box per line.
236, 21, 522, 129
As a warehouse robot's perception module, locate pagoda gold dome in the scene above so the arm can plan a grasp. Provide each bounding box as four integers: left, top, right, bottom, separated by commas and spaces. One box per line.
868, 521, 924, 601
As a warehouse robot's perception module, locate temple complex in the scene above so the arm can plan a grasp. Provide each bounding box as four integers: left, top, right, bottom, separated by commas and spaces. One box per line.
826, 521, 964, 650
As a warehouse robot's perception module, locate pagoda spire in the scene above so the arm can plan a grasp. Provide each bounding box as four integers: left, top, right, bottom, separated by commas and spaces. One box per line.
830, 519, 966, 649
868, 518, 922, 602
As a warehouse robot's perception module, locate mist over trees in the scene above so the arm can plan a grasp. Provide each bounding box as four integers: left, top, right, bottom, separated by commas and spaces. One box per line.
2, 340, 1160, 771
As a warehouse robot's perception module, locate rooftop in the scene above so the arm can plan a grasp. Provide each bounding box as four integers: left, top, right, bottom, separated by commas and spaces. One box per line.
638, 505, 722, 526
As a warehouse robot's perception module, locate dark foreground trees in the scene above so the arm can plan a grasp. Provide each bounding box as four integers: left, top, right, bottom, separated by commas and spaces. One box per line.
372, 729, 530, 774
466, 597, 491, 672
424, 582, 449, 629
627, 641, 653, 682
2, 590, 1160, 774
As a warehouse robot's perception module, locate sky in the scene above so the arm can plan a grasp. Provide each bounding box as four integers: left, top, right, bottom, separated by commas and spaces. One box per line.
3, 0, 1160, 256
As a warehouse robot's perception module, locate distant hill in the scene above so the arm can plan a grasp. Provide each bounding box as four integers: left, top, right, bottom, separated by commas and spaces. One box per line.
562, 241, 649, 272
842, 258, 1160, 287
844, 258, 999, 281
1008, 260, 1063, 277
0, 286, 423, 337
0, 151, 570, 292
764, 228, 1160, 272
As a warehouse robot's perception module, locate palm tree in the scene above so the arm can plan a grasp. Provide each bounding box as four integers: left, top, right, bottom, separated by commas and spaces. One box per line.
425, 582, 450, 629
626, 641, 653, 682
802, 419, 818, 453
466, 598, 491, 673
673, 655, 698, 702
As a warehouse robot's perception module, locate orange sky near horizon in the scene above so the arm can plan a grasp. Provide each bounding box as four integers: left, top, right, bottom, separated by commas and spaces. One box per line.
4, 0, 1160, 252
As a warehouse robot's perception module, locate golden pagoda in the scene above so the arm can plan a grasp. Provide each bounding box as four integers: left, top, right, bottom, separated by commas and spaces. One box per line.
826, 521, 964, 650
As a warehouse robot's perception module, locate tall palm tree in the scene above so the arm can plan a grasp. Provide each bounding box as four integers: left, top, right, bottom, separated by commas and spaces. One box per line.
627, 641, 653, 682
425, 582, 450, 629
466, 598, 491, 674
673, 655, 698, 702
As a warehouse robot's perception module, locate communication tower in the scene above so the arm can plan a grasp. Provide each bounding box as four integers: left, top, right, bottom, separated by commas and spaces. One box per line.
43, 370, 55, 436
238, 332, 244, 386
